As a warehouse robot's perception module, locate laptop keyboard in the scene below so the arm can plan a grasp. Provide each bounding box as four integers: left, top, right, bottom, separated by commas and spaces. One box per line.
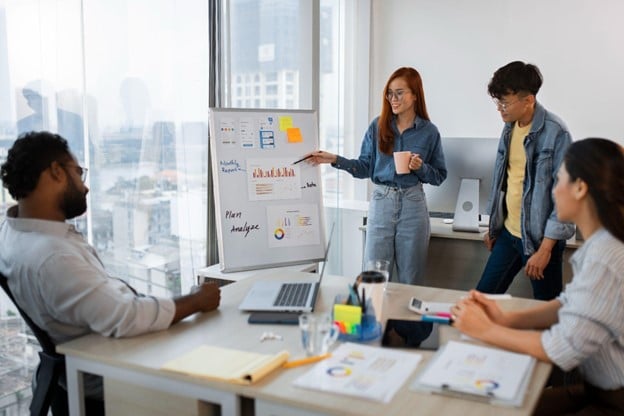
274, 283, 311, 307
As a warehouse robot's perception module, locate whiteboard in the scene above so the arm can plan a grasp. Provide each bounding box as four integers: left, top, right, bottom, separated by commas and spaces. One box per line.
209, 108, 326, 272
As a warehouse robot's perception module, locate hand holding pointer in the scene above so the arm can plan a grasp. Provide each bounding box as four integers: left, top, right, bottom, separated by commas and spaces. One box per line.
293, 151, 337, 165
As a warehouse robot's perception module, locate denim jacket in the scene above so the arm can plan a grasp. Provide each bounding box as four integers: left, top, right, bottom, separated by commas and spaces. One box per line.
487, 102, 575, 255
332, 116, 447, 188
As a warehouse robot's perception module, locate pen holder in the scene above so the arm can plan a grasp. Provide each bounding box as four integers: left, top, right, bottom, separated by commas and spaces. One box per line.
332, 294, 382, 342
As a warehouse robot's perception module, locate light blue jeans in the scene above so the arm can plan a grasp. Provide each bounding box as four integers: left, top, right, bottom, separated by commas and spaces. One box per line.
365, 184, 430, 285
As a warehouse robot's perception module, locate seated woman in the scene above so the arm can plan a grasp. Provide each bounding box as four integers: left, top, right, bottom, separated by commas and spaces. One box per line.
452, 138, 624, 415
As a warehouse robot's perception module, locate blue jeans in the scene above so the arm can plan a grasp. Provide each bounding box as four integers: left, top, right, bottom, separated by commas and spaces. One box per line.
365, 184, 430, 285
476, 227, 565, 300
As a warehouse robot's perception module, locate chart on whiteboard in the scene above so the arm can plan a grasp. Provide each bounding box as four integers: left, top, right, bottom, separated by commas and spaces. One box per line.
247, 158, 302, 200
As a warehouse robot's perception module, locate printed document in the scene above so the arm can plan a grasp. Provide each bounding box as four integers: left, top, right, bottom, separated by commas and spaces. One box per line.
293, 342, 422, 403
411, 340, 535, 407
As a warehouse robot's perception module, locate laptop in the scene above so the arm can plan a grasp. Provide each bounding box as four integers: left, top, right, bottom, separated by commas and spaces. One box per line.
238, 224, 334, 313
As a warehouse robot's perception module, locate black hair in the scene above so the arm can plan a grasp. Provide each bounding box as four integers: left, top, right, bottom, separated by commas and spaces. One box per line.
563, 138, 624, 244
488, 61, 543, 99
0, 131, 72, 199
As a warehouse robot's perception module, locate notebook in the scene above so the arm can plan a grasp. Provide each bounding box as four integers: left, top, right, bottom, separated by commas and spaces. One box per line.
238, 224, 334, 313
161, 345, 289, 385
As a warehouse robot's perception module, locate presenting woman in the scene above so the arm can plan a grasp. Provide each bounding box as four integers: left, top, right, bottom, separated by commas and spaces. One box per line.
307, 67, 446, 285
452, 138, 624, 415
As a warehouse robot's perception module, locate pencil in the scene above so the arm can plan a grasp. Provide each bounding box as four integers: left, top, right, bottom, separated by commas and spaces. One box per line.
484, 294, 512, 300
283, 353, 331, 368
292, 154, 314, 165
461, 293, 513, 300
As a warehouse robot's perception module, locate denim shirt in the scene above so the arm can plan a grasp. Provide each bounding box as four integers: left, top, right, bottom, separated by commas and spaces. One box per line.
487, 102, 575, 255
332, 116, 447, 188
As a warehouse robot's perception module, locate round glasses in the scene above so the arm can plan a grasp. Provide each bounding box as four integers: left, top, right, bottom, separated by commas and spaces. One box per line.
61, 163, 89, 182
493, 98, 520, 111
386, 89, 411, 102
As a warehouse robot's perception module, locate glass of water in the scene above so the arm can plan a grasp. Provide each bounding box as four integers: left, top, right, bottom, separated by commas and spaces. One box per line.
298, 313, 339, 356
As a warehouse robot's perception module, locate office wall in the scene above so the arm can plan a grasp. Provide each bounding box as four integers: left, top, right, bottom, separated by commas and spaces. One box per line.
370, 0, 624, 145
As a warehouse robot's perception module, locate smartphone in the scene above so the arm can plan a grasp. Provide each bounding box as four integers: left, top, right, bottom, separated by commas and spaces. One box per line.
408, 297, 453, 315
381, 319, 440, 350
247, 312, 300, 325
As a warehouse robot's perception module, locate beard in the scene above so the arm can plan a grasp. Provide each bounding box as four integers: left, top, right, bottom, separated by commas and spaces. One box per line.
60, 177, 88, 220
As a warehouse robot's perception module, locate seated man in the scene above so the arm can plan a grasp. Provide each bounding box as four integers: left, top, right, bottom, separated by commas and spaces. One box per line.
0, 131, 221, 408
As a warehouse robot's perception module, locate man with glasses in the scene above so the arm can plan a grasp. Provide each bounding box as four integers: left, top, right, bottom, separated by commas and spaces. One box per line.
475, 61, 575, 300
0, 131, 221, 411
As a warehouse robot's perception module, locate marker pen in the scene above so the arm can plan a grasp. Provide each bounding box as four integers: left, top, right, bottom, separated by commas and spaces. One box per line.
421, 315, 453, 325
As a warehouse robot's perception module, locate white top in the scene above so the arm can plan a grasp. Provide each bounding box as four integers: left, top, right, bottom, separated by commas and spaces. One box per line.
541, 228, 624, 389
0, 207, 175, 345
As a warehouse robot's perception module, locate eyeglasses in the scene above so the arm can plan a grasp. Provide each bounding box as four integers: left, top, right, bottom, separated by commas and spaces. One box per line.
493, 98, 520, 111
61, 163, 88, 182
386, 89, 410, 102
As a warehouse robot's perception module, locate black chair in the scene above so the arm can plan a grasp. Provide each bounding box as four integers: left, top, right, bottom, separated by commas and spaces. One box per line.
0, 272, 68, 416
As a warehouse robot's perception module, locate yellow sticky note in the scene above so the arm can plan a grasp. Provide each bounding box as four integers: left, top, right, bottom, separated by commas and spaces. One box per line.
287, 127, 303, 143
333, 304, 362, 325
279, 116, 294, 131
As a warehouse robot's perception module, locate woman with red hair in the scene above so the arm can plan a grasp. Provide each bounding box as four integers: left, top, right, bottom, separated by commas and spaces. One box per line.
308, 67, 446, 285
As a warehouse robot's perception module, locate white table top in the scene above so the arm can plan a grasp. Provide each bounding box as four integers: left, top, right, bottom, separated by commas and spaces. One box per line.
58, 269, 551, 416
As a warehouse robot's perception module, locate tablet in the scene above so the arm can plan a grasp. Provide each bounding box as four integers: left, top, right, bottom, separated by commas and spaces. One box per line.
381, 319, 440, 350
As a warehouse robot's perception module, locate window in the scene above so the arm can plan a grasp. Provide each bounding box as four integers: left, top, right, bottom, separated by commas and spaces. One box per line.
0, 1, 371, 410
225, 1, 313, 110
82, 0, 210, 298
0, 0, 211, 410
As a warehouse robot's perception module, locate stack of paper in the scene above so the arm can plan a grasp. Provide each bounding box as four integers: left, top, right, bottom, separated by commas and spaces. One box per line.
293, 342, 422, 403
161, 345, 289, 385
411, 340, 536, 407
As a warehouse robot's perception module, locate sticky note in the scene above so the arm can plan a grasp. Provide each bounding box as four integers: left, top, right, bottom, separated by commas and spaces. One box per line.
279, 116, 293, 131
287, 127, 303, 143
333, 304, 362, 334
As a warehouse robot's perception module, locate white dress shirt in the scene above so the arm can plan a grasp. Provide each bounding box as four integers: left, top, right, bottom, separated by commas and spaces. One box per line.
0, 206, 175, 345
541, 228, 624, 389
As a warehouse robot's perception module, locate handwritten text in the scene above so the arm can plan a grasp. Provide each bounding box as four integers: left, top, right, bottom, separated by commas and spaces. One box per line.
230, 222, 260, 237
220, 159, 245, 174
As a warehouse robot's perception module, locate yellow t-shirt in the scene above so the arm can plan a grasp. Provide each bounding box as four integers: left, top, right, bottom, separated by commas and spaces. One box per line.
504, 122, 531, 237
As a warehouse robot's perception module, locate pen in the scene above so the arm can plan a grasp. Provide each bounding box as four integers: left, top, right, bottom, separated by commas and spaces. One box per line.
292, 154, 314, 165
461, 293, 513, 300
347, 284, 360, 306
361, 287, 366, 314
283, 353, 331, 368
422, 315, 454, 325
434, 312, 453, 318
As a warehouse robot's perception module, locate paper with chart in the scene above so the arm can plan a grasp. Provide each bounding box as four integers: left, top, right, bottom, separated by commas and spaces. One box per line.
412, 340, 535, 405
293, 342, 422, 403
266, 204, 321, 248
247, 158, 302, 201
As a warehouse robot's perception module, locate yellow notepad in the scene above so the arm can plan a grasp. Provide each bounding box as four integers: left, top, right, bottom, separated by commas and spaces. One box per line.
161, 345, 289, 385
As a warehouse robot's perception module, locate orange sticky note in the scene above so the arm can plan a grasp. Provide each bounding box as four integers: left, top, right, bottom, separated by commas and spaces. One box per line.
287, 127, 303, 143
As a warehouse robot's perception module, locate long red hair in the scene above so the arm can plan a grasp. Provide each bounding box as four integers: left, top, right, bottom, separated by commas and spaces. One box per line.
378, 67, 430, 155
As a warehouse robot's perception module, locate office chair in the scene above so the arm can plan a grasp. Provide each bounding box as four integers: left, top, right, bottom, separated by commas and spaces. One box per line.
0, 272, 68, 416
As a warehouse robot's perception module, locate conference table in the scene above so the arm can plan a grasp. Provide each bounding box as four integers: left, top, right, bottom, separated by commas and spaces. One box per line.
58, 269, 552, 416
